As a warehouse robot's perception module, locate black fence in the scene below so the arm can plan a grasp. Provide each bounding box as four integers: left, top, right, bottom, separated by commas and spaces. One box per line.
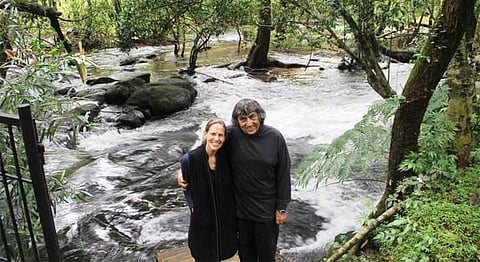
0, 104, 60, 261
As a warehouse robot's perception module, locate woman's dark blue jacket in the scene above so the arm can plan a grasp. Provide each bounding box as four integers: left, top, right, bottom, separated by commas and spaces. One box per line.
181, 146, 237, 261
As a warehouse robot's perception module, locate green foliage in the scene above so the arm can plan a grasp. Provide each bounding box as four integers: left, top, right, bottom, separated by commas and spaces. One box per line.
269, 0, 441, 57
296, 95, 403, 188
327, 133, 480, 262
1, 6, 89, 258
397, 86, 458, 195
117, 0, 190, 50
229, 0, 258, 32
373, 0, 439, 33
0, 43, 89, 141
296, 84, 458, 190
268, 0, 337, 51
1, 2, 95, 139
366, 86, 480, 261
115, 0, 257, 54
49, 168, 89, 210
373, 169, 480, 261
302, 82, 479, 260
57, 0, 118, 49
471, 112, 480, 155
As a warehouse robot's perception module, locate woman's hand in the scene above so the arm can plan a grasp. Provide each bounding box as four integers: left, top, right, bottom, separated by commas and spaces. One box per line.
177, 169, 188, 189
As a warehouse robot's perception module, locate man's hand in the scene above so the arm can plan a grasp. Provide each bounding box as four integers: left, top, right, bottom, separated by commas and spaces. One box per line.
275, 210, 288, 225
177, 169, 188, 189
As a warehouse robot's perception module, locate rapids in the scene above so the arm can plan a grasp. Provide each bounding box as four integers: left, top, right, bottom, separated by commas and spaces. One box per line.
44, 36, 412, 261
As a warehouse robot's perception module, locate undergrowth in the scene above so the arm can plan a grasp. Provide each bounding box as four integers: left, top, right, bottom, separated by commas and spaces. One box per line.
303, 86, 480, 261
369, 167, 480, 262
367, 86, 480, 261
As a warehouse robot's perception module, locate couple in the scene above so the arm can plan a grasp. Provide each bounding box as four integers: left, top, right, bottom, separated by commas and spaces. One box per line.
178, 98, 292, 262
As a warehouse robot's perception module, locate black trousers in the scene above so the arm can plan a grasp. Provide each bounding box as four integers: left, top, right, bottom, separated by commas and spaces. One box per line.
237, 218, 279, 262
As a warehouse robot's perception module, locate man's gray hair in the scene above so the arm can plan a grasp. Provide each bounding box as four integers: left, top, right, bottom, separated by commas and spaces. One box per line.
231, 98, 266, 126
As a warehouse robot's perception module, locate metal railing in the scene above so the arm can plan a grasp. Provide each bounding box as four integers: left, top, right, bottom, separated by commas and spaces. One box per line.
0, 104, 61, 261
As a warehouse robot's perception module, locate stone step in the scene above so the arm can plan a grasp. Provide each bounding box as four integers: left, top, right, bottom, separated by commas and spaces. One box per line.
156, 246, 240, 262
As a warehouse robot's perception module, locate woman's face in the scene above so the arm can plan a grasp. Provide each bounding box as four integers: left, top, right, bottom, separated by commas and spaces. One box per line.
205, 123, 226, 152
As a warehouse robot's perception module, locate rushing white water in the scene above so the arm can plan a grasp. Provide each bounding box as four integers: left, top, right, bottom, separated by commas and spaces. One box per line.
45, 42, 412, 261
183, 58, 410, 257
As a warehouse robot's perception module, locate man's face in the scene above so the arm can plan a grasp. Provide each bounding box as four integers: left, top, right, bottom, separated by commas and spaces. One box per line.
237, 112, 260, 135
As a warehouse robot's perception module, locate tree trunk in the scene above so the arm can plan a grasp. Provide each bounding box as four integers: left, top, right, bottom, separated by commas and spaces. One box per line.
173, 24, 181, 57
339, 1, 396, 99
1, 0, 72, 53
447, 43, 474, 169
113, 0, 122, 13
236, 27, 242, 53
377, 0, 476, 214
246, 0, 271, 69
446, 12, 477, 169
188, 32, 210, 72
0, 17, 11, 83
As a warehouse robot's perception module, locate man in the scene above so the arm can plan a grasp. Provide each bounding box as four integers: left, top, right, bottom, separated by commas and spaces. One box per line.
228, 98, 291, 262
179, 98, 291, 261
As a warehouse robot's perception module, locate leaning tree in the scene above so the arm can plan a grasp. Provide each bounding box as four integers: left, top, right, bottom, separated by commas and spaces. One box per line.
378, 0, 476, 214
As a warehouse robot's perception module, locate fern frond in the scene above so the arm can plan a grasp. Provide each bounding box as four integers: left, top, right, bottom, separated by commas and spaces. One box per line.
296, 96, 404, 189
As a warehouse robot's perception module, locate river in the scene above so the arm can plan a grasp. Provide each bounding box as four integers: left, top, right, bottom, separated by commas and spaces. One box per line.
44, 35, 412, 261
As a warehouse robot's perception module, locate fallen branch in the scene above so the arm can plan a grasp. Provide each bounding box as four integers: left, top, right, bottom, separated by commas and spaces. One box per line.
327, 201, 406, 262
195, 70, 233, 85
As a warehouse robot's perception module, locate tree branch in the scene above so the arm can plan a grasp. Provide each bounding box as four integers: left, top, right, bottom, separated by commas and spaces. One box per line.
327, 201, 405, 262
2, 0, 72, 53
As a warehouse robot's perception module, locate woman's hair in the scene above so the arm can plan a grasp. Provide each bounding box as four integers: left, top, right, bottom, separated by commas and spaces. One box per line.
230, 98, 266, 126
202, 118, 226, 144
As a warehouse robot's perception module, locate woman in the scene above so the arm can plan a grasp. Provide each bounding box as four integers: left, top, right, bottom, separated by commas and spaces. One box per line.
180, 118, 237, 262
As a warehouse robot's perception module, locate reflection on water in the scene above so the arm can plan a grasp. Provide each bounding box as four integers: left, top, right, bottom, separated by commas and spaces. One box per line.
47, 37, 412, 261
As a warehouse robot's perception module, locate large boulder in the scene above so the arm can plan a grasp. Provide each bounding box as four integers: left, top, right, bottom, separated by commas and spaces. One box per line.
105, 77, 147, 105
126, 76, 197, 117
